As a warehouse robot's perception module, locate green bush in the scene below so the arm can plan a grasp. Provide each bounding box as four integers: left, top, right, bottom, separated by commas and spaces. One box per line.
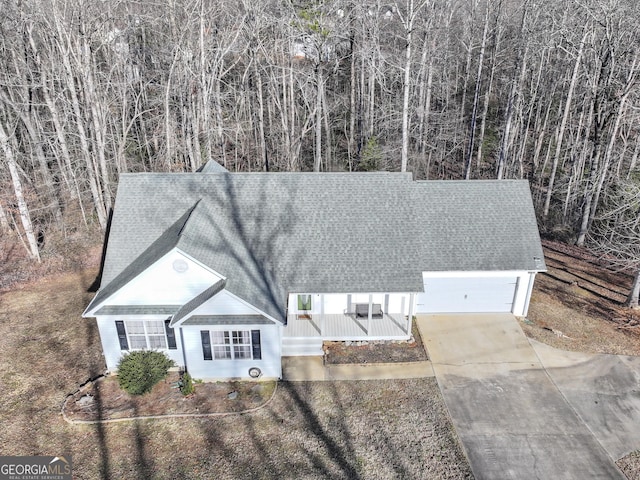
180, 372, 195, 396
117, 350, 174, 395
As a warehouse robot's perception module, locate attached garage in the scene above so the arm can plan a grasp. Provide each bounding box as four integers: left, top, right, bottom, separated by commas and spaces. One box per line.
416, 273, 524, 314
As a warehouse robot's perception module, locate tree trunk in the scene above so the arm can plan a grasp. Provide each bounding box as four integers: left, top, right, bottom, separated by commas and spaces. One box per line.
0, 119, 40, 261
418, 35, 435, 168
314, 63, 323, 172
476, 7, 500, 170
0, 201, 9, 232
254, 57, 268, 171
497, 3, 528, 179
627, 268, 640, 308
464, 1, 489, 180
543, 30, 587, 217
400, 0, 418, 173
590, 55, 637, 224
54, 12, 108, 230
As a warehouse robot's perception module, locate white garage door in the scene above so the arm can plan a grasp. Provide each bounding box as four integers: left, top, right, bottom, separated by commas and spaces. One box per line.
416, 276, 518, 313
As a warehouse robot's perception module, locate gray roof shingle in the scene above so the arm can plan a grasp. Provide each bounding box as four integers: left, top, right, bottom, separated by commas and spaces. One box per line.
94, 305, 181, 315
412, 180, 545, 271
89, 172, 545, 322
181, 315, 275, 326
170, 279, 226, 326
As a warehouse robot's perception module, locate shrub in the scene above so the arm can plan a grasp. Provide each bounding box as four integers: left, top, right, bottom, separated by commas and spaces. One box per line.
179, 372, 195, 396
117, 350, 174, 395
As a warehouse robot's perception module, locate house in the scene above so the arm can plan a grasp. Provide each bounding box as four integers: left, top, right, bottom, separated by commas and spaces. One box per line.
83, 163, 546, 380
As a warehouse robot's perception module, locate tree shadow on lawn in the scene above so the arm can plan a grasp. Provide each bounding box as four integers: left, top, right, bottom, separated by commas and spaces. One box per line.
191, 379, 473, 480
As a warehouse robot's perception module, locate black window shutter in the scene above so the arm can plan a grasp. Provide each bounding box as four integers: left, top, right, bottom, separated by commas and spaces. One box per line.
164, 320, 177, 350
115, 321, 128, 350
251, 330, 261, 360
201, 331, 212, 360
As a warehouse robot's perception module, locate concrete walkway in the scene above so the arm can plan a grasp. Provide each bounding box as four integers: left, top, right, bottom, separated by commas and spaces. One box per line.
281, 356, 434, 381
417, 314, 627, 480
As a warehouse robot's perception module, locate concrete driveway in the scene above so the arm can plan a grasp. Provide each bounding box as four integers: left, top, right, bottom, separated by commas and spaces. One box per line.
417, 313, 636, 480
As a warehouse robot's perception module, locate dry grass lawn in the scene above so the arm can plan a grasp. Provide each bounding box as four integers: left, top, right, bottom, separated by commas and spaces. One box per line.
0, 268, 472, 479
3, 238, 640, 479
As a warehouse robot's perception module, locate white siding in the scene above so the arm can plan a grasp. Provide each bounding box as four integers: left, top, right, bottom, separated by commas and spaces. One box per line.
181, 324, 281, 380
105, 249, 222, 306
188, 290, 261, 316
95, 316, 185, 371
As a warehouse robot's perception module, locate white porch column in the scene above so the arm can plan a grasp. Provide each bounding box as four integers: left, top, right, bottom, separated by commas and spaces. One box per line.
407, 293, 415, 334
320, 294, 325, 335
367, 294, 373, 335
384, 294, 389, 315
347, 294, 352, 314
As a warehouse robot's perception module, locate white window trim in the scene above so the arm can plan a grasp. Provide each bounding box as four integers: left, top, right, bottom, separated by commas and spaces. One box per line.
124, 320, 168, 350
211, 330, 253, 360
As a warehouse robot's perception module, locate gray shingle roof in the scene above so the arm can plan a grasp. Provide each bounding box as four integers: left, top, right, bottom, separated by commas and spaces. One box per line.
84, 205, 197, 314
90, 172, 545, 323
170, 279, 226, 327
181, 315, 275, 326
412, 180, 545, 271
197, 160, 229, 173
94, 305, 181, 315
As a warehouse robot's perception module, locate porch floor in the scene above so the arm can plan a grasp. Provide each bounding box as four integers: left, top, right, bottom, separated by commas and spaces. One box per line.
284, 312, 410, 341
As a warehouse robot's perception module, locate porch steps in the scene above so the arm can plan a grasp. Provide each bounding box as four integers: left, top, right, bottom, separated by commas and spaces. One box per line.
281, 336, 324, 356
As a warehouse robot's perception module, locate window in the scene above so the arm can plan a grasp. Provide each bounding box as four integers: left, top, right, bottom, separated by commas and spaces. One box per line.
211, 331, 231, 359
232, 331, 252, 359
202, 330, 261, 361
116, 320, 176, 351
298, 295, 312, 311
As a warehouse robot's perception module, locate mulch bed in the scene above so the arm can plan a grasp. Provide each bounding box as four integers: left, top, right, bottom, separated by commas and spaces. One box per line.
324, 320, 428, 364
64, 372, 275, 421
65, 320, 429, 422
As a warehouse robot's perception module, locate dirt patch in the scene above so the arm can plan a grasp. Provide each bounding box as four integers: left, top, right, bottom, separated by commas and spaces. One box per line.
618, 450, 640, 480
523, 240, 640, 356
324, 321, 428, 364
64, 373, 276, 422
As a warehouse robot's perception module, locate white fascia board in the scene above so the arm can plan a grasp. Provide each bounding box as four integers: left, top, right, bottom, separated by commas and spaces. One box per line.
82, 302, 98, 318
288, 290, 420, 295
421, 270, 530, 279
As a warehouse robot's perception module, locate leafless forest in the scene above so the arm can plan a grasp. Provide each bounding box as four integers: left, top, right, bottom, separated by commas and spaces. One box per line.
1, 0, 639, 295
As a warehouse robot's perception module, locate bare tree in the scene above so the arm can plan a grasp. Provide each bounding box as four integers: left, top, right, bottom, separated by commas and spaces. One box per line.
0, 117, 40, 261
396, 0, 428, 173
589, 179, 640, 308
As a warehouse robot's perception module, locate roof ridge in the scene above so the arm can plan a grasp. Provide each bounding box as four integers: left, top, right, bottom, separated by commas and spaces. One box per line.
178, 199, 203, 237
170, 279, 227, 326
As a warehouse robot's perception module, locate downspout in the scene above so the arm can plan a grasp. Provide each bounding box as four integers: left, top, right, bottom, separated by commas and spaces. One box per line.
522, 273, 536, 317
179, 327, 188, 372
407, 293, 415, 335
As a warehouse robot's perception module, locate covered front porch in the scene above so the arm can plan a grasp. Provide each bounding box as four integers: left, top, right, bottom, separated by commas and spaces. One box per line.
281, 292, 415, 356
284, 311, 411, 341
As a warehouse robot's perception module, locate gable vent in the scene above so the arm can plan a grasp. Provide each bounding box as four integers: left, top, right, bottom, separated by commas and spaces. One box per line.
173, 259, 189, 273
